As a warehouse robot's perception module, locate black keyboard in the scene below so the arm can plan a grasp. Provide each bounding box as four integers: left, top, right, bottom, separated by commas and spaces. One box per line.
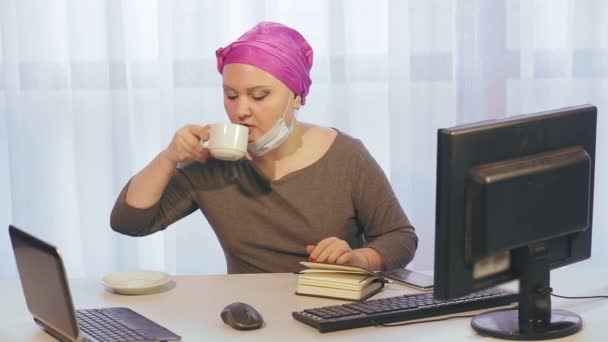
292, 289, 518, 333
77, 308, 153, 342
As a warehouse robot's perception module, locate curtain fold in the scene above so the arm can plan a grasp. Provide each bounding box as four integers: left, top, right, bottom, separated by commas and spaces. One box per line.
1, 0, 606, 279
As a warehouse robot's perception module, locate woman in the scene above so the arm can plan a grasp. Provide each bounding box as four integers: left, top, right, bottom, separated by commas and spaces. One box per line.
110, 22, 417, 273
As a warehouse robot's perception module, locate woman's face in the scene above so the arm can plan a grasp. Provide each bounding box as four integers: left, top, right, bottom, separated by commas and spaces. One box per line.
222, 63, 299, 143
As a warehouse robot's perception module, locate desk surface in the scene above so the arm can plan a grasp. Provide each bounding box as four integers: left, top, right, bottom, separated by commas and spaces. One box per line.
1, 265, 607, 341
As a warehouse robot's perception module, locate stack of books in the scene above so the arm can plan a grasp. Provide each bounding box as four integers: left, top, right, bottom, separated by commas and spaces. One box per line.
295, 262, 386, 301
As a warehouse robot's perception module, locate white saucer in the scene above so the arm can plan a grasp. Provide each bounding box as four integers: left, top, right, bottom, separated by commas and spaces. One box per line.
102, 270, 172, 295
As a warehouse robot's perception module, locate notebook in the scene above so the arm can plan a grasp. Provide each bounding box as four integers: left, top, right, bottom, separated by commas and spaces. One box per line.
8, 224, 181, 342
295, 261, 386, 301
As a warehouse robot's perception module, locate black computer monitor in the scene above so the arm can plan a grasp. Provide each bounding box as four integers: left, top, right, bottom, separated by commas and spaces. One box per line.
434, 105, 596, 340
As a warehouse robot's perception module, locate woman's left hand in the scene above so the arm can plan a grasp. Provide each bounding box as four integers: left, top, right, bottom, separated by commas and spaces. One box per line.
306, 237, 367, 268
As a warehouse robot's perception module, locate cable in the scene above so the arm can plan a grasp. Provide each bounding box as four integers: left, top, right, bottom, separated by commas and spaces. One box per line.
371, 314, 478, 327
540, 286, 608, 300
551, 293, 608, 300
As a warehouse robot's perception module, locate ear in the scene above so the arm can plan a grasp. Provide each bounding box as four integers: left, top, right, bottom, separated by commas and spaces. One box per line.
294, 94, 302, 109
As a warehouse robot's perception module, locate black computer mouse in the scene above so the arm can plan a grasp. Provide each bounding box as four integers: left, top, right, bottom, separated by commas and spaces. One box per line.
220, 302, 264, 330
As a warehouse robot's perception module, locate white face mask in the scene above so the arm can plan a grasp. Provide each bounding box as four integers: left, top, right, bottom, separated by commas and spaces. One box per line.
247, 94, 295, 157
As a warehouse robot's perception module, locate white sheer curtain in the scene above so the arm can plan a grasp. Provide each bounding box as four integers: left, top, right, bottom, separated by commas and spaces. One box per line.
1, 0, 606, 280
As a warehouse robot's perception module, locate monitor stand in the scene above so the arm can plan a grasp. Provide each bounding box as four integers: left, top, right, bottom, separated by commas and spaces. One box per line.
470, 244, 582, 340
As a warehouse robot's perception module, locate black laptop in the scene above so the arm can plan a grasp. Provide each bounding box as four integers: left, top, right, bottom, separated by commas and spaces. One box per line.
8, 224, 181, 342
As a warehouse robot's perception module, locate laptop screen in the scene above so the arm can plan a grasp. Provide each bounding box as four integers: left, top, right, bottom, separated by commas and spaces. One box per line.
9, 225, 80, 340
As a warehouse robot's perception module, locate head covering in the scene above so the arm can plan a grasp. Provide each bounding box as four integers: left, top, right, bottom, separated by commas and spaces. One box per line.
216, 22, 313, 105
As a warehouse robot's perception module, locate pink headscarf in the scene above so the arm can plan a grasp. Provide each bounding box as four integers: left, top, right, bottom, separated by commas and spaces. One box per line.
216, 22, 313, 105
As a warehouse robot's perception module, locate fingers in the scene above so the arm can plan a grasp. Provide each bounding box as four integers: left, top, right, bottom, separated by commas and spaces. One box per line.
336, 252, 353, 265
182, 129, 207, 157
308, 237, 352, 264
175, 134, 206, 162
307, 237, 336, 261
166, 124, 211, 164
306, 245, 315, 255
190, 124, 210, 141
326, 247, 349, 264
307, 238, 366, 267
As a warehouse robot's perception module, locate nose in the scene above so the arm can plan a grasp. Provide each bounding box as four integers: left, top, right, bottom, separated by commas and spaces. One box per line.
234, 97, 252, 121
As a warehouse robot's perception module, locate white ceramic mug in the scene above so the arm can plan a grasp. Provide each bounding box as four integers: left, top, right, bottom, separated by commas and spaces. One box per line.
203, 123, 249, 161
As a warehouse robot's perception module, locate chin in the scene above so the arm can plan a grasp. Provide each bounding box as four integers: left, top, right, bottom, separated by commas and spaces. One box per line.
248, 133, 259, 143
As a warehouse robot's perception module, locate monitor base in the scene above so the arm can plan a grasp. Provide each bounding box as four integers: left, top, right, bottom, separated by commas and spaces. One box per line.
471, 308, 582, 340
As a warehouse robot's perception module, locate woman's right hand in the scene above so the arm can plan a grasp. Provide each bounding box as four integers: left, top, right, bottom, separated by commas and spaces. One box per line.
161, 124, 210, 165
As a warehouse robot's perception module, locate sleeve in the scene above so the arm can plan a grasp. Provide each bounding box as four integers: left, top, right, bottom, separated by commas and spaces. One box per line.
110, 168, 199, 236
351, 141, 418, 269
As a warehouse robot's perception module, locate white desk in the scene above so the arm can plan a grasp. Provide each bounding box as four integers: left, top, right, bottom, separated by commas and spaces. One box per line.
1, 264, 607, 341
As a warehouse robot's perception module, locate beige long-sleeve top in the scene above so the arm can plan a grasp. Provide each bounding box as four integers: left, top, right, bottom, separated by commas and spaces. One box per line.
110, 132, 418, 273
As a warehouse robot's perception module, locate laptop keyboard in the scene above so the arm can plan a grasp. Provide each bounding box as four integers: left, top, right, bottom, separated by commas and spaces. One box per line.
77, 308, 154, 342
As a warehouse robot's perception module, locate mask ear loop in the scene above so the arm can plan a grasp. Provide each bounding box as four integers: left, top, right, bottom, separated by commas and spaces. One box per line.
282, 92, 297, 128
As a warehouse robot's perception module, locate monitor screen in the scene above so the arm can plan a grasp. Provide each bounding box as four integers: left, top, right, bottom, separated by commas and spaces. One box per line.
433, 104, 596, 339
